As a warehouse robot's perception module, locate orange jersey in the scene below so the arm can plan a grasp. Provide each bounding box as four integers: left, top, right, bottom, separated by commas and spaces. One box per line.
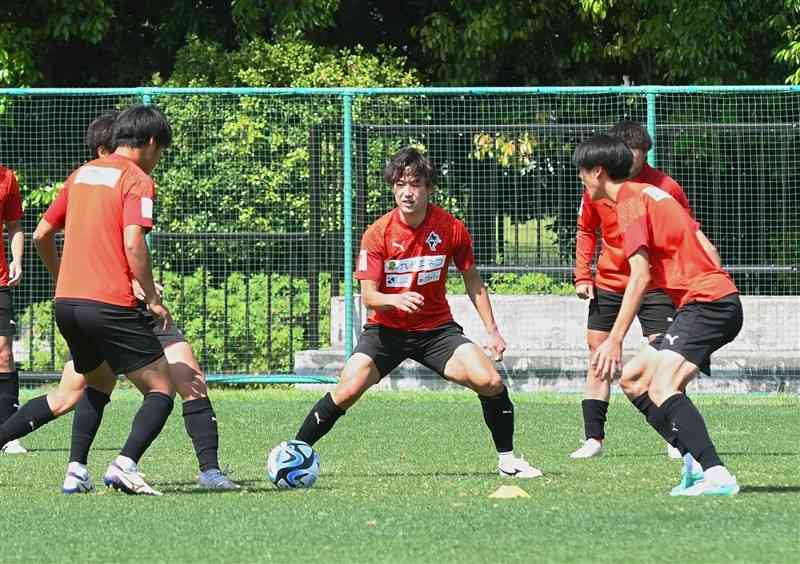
356, 204, 475, 331
0, 167, 23, 286
44, 154, 156, 307
575, 163, 692, 293
616, 181, 737, 307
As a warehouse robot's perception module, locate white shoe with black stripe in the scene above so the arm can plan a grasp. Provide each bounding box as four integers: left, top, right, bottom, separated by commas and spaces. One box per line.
498, 454, 543, 478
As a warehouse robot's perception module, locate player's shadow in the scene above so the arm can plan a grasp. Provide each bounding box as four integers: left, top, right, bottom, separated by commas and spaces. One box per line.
739, 485, 800, 494
326, 470, 496, 478
718, 451, 800, 457
155, 479, 336, 494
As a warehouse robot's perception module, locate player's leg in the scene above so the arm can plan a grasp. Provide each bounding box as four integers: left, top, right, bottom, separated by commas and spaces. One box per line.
416, 324, 541, 478
163, 339, 238, 490
647, 296, 743, 496
631, 289, 684, 459
572, 288, 619, 459
295, 325, 401, 446
0, 360, 100, 451
0, 285, 23, 452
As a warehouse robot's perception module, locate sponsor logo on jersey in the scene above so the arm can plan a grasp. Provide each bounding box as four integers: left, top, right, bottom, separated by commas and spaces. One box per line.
425, 231, 442, 251
417, 269, 441, 286
385, 273, 413, 287
643, 185, 673, 202
665, 333, 679, 345
384, 255, 445, 274
141, 197, 154, 219
392, 241, 406, 252
358, 249, 368, 271
75, 165, 122, 188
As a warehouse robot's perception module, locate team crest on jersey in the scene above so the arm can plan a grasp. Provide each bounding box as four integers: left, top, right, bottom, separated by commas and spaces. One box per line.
425, 231, 442, 251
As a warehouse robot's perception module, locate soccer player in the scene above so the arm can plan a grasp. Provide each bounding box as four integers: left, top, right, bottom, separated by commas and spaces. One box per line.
0, 111, 238, 491
292, 147, 541, 478
574, 134, 742, 496
30, 104, 178, 495
0, 164, 24, 454
571, 120, 712, 459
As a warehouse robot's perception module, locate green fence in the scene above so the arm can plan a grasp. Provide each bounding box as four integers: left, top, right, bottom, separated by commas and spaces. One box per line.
0, 86, 798, 381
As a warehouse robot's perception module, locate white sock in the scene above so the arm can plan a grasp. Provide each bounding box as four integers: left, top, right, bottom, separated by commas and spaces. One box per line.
115, 455, 136, 471
704, 465, 734, 484
498, 451, 515, 465
67, 461, 87, 475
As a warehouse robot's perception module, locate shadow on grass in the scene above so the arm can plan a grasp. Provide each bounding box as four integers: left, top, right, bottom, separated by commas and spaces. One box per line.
324, 470, 498, 478
718, 451, 800, 457
740, 485, 800, 494
27, 447, 119, 453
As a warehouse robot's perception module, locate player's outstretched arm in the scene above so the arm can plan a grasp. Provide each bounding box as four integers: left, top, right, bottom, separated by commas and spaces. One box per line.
461, 266, 506, 361
591, 250, 650, 380
32, 218, 61, 282
360, 279, 424, 313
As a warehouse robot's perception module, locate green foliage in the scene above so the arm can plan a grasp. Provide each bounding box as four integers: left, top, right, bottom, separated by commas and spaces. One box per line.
446, 272, 574, 296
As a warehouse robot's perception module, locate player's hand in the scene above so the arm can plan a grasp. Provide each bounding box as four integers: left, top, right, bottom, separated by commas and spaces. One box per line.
486, 328, 507, 362
575, 283, 594, 300
148, 301, 173, 331
392, 292, 424, 313
7, 260, 22, 287
591, 336, 622, 381
132, 279, 164, 301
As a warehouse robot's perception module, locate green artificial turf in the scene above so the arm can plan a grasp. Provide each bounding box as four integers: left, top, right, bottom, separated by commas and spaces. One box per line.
1, 389, 798, 563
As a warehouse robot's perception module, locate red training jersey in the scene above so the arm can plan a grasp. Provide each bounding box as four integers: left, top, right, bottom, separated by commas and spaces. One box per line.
356, 204, 475, 331
0, 167, 23, 287
616, 181, 737, 308
575, 163, 692, 293
44, 154, 156, 307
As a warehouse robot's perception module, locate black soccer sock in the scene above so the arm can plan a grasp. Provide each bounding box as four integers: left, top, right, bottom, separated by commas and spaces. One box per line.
295, 392, 346, 447
120, 392, 174, 464
479, 386, 515, 453
659, 393, 724, 470
0, 371, 20, 426
581, 399, 608, 441
182, 397, 219, 472
70, 387, 111, 464
632, 392, 687, 455
0, 395, 56, 445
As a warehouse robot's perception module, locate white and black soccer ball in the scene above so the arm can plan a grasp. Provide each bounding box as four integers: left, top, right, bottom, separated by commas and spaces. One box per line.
266, 440, 320, 489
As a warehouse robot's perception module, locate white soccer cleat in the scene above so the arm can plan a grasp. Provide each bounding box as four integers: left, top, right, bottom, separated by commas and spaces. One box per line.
103, 460, 163, 496
498, 455, 543, 478
62, 462, 95, 494
673, 465, 739, 497
569, 438, 603, 459
1, 439, 28, 454
667, 444, 682, 459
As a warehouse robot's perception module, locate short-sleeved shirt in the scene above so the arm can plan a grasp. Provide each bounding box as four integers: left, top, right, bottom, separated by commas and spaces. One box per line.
44, 154, 156, 308
0, 167, 24, 286
616, 181, 737, 308
356, 204, 475, 331
575, 163, 692, 293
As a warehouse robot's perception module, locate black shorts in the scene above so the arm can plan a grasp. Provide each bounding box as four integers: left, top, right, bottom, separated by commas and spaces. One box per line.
0, 287, 15, 337
55, 299, 164, 375
352, 322, 473, 379
137, 302, 186, 348
588, 287, 675, 336
654, 293, 743, 370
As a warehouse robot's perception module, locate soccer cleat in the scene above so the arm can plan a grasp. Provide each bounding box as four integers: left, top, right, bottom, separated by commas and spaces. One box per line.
1, 439, 28, 454
498, 455, 543, 478
674, 475, 740, 497
569, 438, 603, 459
198, 468, 240, 490
103, 461, 162, 496
62, 463, 95, 494
669, 466, 704, 496
667, 444, 682, 459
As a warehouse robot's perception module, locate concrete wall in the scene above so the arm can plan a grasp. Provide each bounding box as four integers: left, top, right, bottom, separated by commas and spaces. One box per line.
295, 295, 800, 392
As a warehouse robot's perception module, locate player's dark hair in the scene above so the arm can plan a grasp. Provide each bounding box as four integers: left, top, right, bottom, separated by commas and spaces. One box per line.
383, 147, 436, 188
608, 119, 652, 151
112, 104, 172, 149
572, 134, 633, 181
85, 110, 120, 157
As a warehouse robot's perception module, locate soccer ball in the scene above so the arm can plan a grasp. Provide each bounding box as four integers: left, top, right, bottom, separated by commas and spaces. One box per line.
266, 440, 320, 489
